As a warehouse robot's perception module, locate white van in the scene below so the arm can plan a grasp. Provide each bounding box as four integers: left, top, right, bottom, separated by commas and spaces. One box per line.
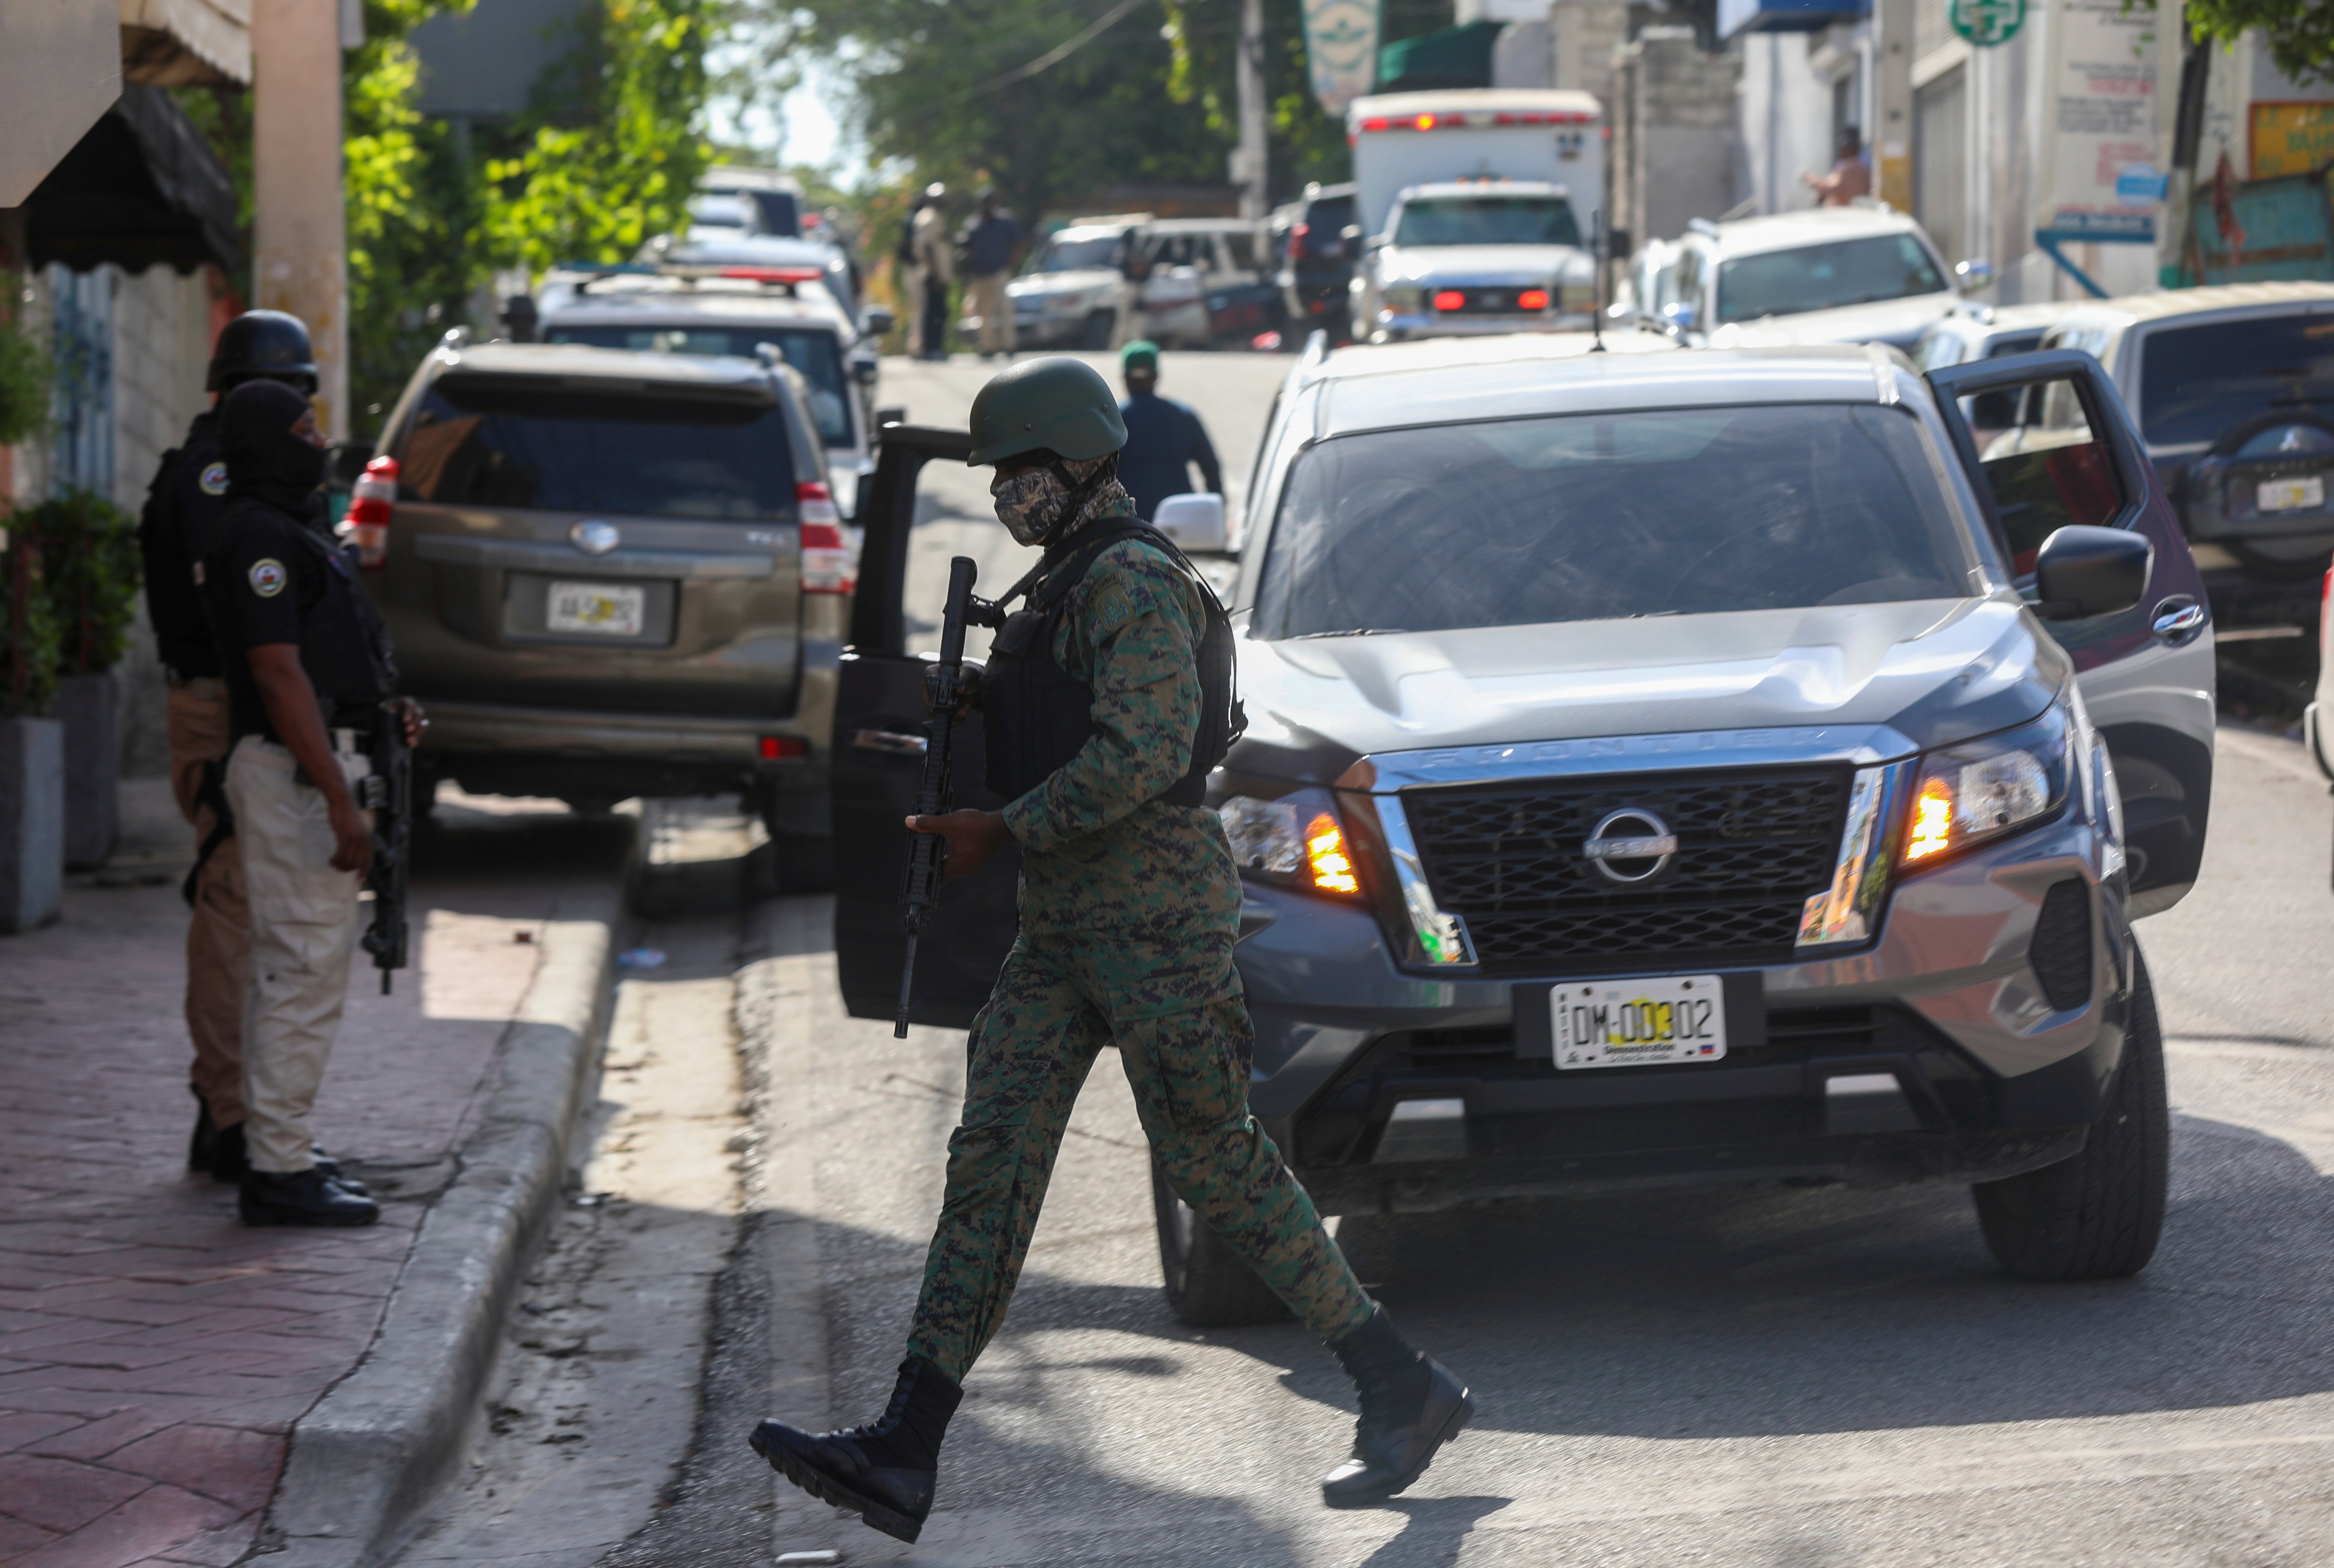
1345, 89, 1604, 241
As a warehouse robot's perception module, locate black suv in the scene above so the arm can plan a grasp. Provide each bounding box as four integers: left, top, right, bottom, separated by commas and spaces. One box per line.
1275, 182, 1358, 343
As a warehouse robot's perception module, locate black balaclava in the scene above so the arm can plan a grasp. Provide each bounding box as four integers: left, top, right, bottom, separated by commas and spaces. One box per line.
220, 379, 326, 515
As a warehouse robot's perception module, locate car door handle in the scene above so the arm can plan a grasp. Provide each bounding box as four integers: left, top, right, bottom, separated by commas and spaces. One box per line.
2152, 598, 2207, 641
853, 728, 928, 756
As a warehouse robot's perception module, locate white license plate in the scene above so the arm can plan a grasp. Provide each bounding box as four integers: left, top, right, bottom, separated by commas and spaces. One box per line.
1551, 975, 1728, 1069
2259, 475, 2325, 513
547, 581, 645, 636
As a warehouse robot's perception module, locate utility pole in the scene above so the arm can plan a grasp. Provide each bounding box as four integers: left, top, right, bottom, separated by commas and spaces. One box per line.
252, 0, 351, 436
1236, 0, 1267, 220
1874, 0, 1913, 213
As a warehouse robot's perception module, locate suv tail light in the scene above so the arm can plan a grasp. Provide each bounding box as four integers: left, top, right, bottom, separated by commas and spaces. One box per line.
798, 481, 855, 594
339, 455, 399, 569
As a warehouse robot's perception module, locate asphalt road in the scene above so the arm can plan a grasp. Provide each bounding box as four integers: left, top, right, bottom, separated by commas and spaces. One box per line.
405, 350, 2334, 1567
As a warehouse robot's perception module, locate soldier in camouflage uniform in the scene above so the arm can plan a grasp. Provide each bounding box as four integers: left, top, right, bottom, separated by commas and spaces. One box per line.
749, 359, 1472, 1544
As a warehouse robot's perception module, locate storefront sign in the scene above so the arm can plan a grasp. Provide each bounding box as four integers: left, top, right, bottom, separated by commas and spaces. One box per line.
2035, 0, 2158, 245
1950, 0, 2025, 47
1303, 0, 1380, 117
2252, 102, 2334, 178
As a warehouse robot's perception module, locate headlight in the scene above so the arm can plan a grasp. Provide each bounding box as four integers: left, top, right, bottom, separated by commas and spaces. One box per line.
1900, 704, 2071, 868
1381, 284, 1423, 312
1219, 789, 1362, 897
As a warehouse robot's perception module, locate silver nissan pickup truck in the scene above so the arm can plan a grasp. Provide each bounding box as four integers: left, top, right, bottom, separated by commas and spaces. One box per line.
830, 336, 2215, 1325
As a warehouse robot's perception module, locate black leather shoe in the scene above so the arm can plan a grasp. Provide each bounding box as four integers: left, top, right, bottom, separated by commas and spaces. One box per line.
239, 1168, 380, 1228
1321, 1307, 1473, 1507
749, 1354, 961, 1543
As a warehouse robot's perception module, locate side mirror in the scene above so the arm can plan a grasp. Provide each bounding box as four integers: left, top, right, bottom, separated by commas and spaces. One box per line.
1340, 224, 1363, 259
2034, 525, 2150, 619
852, 357, 880, 386
864, 305, 896, 336
874, 406, 906, 430
1152, 492, 1229, 554
1955, 258, 1995, 294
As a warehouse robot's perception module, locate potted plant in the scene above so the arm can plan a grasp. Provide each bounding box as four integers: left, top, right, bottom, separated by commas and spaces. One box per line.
28, 491, 140, 868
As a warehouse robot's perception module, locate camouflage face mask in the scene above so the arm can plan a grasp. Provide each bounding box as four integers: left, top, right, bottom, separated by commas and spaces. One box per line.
990, 466, 1071, 546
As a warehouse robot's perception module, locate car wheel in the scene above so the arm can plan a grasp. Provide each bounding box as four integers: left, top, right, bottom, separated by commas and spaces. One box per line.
1150, 1156, 1293, 1327
1080, 309, 1117, 350
1972, 947, 2169, 1281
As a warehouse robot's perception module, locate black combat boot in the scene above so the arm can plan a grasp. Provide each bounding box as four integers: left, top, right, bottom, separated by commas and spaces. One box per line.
208, 1124, 363, 1191
1320, 1307, 1473, 1507
749, 1355, 962, 1543
189, 1090, 217, 1173
239, 1168, 380, 1228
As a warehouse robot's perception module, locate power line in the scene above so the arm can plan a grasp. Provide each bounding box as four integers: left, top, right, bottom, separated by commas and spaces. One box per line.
943, 0, 1150, 104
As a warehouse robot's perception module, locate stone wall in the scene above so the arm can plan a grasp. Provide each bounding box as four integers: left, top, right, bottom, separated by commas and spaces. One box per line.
1614, 30, 1744, 248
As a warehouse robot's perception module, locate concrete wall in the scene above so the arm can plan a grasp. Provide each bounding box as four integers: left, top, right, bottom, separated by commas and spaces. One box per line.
1736, 31, 1838, 218
1551, 0, 1629, 115
1616, 31, 1744, 246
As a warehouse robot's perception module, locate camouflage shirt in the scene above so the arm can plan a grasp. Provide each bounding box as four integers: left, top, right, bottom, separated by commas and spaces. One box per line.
999, 507, 1240, 946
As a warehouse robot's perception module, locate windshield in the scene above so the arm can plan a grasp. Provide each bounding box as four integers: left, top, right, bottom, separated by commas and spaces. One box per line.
1254, 404, 1974, 638
2138, 313, 2334, 446
545, 324, 854, 446
396, 378, 796, 519
1716, 235, 1947, 323
1392, 196, 1581, 248
1027, 234, 1122, 273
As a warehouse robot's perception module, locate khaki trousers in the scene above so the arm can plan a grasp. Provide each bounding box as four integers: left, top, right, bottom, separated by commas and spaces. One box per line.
966, 271, 1015, 354
167, 680, 249, 1127
224, 735, 371, 1174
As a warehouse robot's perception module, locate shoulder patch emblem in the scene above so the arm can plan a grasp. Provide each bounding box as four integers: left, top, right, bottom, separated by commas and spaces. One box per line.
199, 461, 229, 496
247, 558, 288, 598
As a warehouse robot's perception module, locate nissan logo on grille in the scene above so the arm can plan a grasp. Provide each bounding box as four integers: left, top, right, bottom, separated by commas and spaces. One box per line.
1582, 807, 1679, 883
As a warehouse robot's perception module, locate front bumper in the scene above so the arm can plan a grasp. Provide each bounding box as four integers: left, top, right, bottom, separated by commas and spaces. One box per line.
1237, 811, 2130, 1212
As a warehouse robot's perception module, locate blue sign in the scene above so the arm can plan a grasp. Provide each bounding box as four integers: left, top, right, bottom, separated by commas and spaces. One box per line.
2116, 165, 2169, 203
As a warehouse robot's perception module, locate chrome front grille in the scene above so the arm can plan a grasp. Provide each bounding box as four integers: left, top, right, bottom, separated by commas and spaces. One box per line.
1400, 766, 1852, 974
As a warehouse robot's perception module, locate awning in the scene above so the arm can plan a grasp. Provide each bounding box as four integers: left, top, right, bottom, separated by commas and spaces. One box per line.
1377, 21, 1502, 94
24, 86, 241, 275
119, 0, 250, 87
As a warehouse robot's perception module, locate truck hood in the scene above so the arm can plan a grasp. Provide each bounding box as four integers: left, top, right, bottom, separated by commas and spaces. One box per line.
1225, 595, 2067, 785
1378, 243, 1590, 285
1706, 292, 1959, 351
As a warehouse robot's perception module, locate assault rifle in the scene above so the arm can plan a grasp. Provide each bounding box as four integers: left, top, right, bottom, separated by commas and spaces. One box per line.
896, 556, 982, 1037
360, 703, 414, 995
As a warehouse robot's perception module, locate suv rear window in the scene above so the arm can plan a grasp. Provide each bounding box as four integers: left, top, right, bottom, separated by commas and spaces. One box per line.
543, 324, 854, 446
1717, 235, 1946, 323
1300, 195, 1353, 255
2137, 312, 2334, 446
1255, 403, 1973, 638
396, 376, 797, 519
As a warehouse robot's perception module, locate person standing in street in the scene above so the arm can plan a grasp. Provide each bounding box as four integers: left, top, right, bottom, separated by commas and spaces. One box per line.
1115, 340, 1222, 523
957, 190, 1022, 360
136, 310, 322, 1183
200, 379, 422, 1228
1804, 125, 1872, 206
748, 358, 1471, 1543
910, 182, 954, 361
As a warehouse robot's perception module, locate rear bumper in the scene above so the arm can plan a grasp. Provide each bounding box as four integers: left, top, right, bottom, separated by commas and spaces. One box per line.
1238, 812, 2131, 1212
2194, 557, 2330, 629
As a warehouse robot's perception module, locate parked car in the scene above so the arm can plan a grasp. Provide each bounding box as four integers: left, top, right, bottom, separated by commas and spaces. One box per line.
353, 340, 849, 883
2031, 282, 2334, 629
1006, 215, 1273, 350
1657, 205, 1971, 351
1354, 179, 1597, 342
834, 334, 2212, 1320
1913, 302, 2079, 371
1276, 181, 1359, 340
535, 265, 882, 519
699, 164, 805, 238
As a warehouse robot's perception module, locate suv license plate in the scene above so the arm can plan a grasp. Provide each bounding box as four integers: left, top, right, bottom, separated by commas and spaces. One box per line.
547, 581, 645, 636
2259, 476, 2325, 513
1551, 975, 1727, 1069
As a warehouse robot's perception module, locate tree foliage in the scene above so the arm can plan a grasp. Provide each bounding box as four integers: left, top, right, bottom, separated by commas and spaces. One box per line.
2185, 0, 2334, 87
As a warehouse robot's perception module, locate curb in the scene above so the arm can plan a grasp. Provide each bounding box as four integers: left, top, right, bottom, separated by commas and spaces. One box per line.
257, 899, 620, 1568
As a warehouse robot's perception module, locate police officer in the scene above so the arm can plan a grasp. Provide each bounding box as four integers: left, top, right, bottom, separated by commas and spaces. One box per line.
200, 379, 420, 1227
748, 358, 1470, 1540
138, 310, 321, 1182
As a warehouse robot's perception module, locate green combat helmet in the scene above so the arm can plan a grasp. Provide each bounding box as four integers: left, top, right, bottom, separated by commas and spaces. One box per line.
966, 356, 1127, 466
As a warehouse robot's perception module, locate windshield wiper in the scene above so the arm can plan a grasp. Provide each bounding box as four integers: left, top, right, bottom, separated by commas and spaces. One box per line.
1287, 627, 1409, 640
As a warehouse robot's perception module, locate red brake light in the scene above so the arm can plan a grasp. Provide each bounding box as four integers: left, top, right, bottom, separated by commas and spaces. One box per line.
1518, 288, 1550, 311
338, 454, 399, 569
759, 735, 806, 760
798, 481, 855, 594
1292, 221, 1310, 240
1432, 290, 1466, 312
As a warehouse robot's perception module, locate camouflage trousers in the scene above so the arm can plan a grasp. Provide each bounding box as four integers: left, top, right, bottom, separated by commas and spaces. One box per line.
905, 932, 1375, 1381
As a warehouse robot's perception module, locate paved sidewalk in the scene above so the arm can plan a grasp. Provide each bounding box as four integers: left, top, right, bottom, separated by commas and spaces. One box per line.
0, 781, 626, 1568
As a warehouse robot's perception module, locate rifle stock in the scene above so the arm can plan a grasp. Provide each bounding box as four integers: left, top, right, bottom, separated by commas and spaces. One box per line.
895, 556, 980, 1036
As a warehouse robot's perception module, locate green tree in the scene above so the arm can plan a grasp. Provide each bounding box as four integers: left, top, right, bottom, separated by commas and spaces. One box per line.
2185, 0, 2334, 87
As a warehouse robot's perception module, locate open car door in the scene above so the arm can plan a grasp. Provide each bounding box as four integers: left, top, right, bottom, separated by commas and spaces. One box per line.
1926, 348, 2216, 916
831, 426, 1022, 1026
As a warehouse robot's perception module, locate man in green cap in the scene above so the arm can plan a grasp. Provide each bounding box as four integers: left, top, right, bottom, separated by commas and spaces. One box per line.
1115, 339, 1223, 523
748, 357, 1471, 1544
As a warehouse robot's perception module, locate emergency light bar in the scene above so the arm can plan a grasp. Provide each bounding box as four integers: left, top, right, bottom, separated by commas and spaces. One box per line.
1354, 109, 1596, 131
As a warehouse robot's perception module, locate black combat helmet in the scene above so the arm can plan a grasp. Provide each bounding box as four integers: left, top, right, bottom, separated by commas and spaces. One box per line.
208, 309, 318, 394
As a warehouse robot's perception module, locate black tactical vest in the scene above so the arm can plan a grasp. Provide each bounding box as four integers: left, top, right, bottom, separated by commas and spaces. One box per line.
983, 521, 1242, 807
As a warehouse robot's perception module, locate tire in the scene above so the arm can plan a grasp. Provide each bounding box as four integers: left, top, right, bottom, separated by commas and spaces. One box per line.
1972, 947, 2170, 1280
1080, 309, 1117, 350
1150, 1157, 1293, 1327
